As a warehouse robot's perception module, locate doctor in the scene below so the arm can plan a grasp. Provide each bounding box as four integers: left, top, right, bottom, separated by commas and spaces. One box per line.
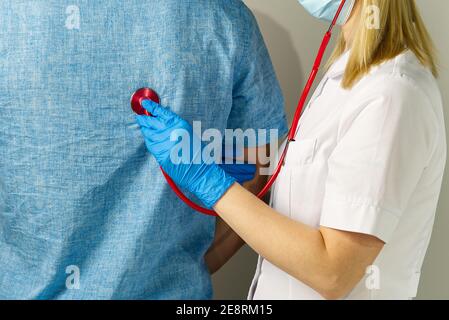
135, 0, 446, 299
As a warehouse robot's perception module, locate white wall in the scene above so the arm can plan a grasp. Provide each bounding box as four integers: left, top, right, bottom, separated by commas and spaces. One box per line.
213, 0, 449, 300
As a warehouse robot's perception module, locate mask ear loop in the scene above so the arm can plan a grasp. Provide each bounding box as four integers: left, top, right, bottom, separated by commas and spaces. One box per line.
133, 0, 348, 217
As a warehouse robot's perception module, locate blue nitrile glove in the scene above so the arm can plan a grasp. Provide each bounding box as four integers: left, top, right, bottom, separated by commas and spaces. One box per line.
219, 163, 256, 185
135, 100, 236, 208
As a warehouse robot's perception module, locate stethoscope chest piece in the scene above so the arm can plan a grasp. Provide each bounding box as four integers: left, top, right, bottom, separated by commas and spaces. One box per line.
130, 87, 160, 116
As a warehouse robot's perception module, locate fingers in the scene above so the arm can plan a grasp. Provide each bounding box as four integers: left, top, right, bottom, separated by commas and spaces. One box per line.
139, 126, 159, 143
141, 100, 175, 121
136, 117, 175, 143
135, 111, 174, 131
135, 114, 161, 129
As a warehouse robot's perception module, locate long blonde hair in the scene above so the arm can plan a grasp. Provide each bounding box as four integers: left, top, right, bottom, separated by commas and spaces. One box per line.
328, 0, 438, 89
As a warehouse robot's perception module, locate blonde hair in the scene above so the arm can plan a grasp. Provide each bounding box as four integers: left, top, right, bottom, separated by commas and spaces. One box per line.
328, 0, 438, 89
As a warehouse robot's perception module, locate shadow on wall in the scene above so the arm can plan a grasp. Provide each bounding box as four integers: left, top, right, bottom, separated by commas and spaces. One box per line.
253, 11, 304, 122
212, 11, 302, 300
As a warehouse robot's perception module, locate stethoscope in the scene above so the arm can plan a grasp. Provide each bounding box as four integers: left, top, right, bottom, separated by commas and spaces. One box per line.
131, 0, 347, 216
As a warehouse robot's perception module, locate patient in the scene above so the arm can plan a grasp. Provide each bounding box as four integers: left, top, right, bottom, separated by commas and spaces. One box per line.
0, 0, 286, 299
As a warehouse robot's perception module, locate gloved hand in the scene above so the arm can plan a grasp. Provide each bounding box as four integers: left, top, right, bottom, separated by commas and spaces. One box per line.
135, 100, 237, 208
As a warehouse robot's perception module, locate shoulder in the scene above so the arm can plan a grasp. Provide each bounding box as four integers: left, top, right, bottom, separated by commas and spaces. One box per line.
199, 0, 260, 47
339, 51, 444, 149
353, 51, 440, 103
170, 0, 256, 31
208, 0, 257, 24
346, 51, 442, 122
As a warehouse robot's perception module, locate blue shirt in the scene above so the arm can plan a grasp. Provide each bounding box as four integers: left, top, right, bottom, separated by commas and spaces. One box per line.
0, 0, 287, 299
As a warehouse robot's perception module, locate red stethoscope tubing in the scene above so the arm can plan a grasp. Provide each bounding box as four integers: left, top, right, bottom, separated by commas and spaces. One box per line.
133, 0, 347, 217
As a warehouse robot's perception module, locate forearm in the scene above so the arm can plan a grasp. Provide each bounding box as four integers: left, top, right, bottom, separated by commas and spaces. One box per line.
214, 183, 379, 299
206, 155, 268, 274
214, 184, 332, 290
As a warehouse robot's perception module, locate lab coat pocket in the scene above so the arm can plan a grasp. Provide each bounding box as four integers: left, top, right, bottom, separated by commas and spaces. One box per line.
286, 139, 324, 226
284, 138, 317, 167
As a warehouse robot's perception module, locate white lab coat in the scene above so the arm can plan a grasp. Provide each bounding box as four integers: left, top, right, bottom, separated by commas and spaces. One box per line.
249, 50, 447, 300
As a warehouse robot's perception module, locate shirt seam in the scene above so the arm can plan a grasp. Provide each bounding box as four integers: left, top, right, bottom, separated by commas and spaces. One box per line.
324, 192, 402, 219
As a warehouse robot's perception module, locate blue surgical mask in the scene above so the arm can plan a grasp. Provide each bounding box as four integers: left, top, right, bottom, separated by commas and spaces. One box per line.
297, 0, 356, 26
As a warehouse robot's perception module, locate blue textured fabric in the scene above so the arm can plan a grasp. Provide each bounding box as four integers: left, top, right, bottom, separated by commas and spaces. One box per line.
0, 0, 288, 299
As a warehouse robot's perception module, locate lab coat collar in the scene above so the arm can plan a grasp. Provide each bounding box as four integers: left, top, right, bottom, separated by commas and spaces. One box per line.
326, 49, 419, 81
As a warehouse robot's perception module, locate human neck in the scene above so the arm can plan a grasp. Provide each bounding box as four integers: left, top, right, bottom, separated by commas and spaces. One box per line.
341, 0, 361, 49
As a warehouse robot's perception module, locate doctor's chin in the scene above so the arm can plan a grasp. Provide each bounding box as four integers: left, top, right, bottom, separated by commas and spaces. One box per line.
0, 0, 448, 310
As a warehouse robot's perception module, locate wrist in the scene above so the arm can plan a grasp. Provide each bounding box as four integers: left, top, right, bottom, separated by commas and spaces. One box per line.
193, 164, 237, 209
